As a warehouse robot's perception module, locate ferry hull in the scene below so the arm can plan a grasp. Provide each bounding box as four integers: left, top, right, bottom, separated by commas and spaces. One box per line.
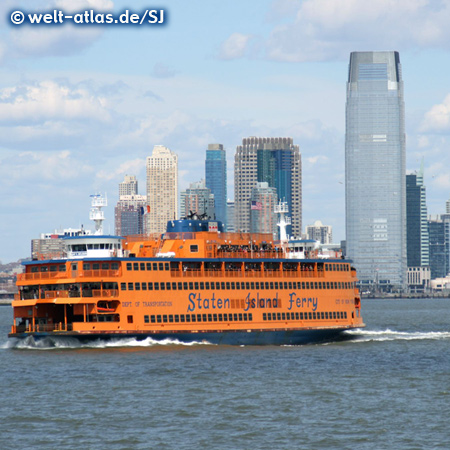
9, 326, 356, 346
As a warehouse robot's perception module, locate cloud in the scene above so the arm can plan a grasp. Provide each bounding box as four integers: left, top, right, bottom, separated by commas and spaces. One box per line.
218, 33, 254, 60
247, 0, 450, 62
96, 158, 146, 182
151, 63, 179, 79
0, 80, 112, 125
420, 94, 450, 133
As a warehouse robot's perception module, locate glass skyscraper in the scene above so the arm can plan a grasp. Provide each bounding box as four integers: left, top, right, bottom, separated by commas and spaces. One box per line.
345, 51, 406, 291
205, 144, 227, 226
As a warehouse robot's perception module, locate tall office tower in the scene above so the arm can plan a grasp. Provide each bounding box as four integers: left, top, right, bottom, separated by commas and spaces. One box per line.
226, 200, 235, 232
249, 182, 278, 236
115, 194, 147, 236
406, 169, 429, 267
305, 220, 333, 244
119, 175, 138, 197
345, 51, 406, 291
180, 179, 215, 219
146, 145, 178, 234
234, 137, 301, 237
205, 144, 227, 226
428, 216, 449, 279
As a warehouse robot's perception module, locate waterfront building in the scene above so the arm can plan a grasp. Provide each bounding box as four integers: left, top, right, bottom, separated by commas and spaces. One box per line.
428, 216, 449, 280
345, 51, 406, 292
305, 220, 333, 244
180, 179, 215, 219
119, 175, 138, 197
249, 182, 278, 236
205, 144, 227, 226
234, 137, 301, 237
406, 167, 430, 291
114, 195, 147, 236
226, 200, 235, 232
146, 145, 178, 234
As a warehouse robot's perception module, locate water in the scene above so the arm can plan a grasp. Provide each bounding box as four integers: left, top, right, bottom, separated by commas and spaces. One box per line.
1, 299, 449, 450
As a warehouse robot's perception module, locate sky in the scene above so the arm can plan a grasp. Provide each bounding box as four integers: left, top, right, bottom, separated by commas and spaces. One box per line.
1, 0, 450, 263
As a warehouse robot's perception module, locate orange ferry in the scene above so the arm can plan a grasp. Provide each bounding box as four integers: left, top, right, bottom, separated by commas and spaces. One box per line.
9, 215, 364, 345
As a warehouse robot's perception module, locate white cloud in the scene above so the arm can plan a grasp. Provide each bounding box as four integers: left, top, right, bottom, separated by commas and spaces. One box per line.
263, 0, 450, 62
0, 80, 112, 125
420, 94, 450, 133
218, 33, 254, 60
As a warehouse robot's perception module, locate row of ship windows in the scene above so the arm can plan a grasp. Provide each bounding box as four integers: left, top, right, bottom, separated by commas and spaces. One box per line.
263, 311, 347, 321
144, 313, 253, 324
143, 310, 347, 324
121, 280, 355, 291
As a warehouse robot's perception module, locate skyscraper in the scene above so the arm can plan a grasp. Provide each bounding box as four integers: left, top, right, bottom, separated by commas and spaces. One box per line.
146, 145, 178, 234
345, 51, 406, 291
119, 175, 138, 197
305, 220, 333, 245
180, 179, 215, 219
205, 144, 227, 225
234, 137, 301, 237
249, 182, 278, 236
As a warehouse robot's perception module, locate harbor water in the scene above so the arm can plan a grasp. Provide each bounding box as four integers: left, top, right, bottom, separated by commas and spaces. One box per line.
1, 298, 449, 450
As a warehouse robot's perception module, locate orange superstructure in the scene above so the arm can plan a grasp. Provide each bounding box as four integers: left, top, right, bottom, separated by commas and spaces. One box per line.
9, 219, 364, 345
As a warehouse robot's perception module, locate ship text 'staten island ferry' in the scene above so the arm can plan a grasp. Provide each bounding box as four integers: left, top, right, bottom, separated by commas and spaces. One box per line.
9, 197, 364, 345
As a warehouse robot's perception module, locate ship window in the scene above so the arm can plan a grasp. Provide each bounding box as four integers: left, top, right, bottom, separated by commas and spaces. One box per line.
148, 283, 153, 290
160, 283, 165, 291
295, 312, 299, 320
153, 263, 158, 270
321, 312, 324, 319
175, 315, 179, 323
178, 282, 182, 290
274, 282, 279, 289
127, 263, 132, 271
50, 265, 57, 272
190, 315, 196, 323
190, 245, 199, 253
270, 282, 274, 289
243, 313, 248, 321
189, 282, 194, 290
194, 282, 199, 290
249, 314, 253, 321
312, 312, 316, 320
83, 263, 90, 270
226, 282, 230, 290
111, 263, 119, 270
159, 263, 164, 271
263, 313, 267, 320
172, 282, 177, 290
264, 282, 269, 289
166, 283, 171, 290
186, 315, 191, 323
147, 263, 152, 270
282, 313, 286, 320
250, 282, 255, 289
135, 283, 140, 291
300, 312, 304, 320
198, 314, 203, 322
128, 283, 134, 291
200, 282, 205, 289
151, 315, 156, 323
169, 315, 173, 323
326, 282, 330, 289
245, 282, 250, 289
205, 282, 210, 290
93, 263, 100, 270
180, 315, 185, 323
102, 263, 109, 270
221, 282, 225, 290
157, 315, 162, 323
59, 265, 66, 272
333, 312, 336, 319
127, 315, 133, 324
140, 263, 145, 270
40, 266, 48, 272
154, 283, 159, 290
133, 262, 138, 270
234, 314, 238, 321
142, 283, 147, 291
165, 263, 170, 271
218, 314, 223, 321
344, 312, 347, 319
121, 283, 126, 290
163, 315, 168, 323
144, 315, 149, 323
208, 314, 212, 322
183, 282, 188, 290
202, 314, 207, 322
277, 313, 281, 320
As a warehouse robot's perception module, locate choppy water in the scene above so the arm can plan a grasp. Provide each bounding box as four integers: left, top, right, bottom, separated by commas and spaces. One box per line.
1, 298, 449, 450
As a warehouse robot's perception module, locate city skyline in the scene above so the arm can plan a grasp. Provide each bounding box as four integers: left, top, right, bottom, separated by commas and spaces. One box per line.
2, 0, 450, 263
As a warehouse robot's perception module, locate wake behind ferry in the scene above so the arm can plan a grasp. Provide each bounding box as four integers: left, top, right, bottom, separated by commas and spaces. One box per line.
9, 198, 364, 345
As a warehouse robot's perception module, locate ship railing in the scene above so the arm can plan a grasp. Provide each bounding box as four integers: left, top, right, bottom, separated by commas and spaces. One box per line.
12, 323, 73, 334
169, 268, 324, 278
18, 269, 122, 282
79, 269, 121, 278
